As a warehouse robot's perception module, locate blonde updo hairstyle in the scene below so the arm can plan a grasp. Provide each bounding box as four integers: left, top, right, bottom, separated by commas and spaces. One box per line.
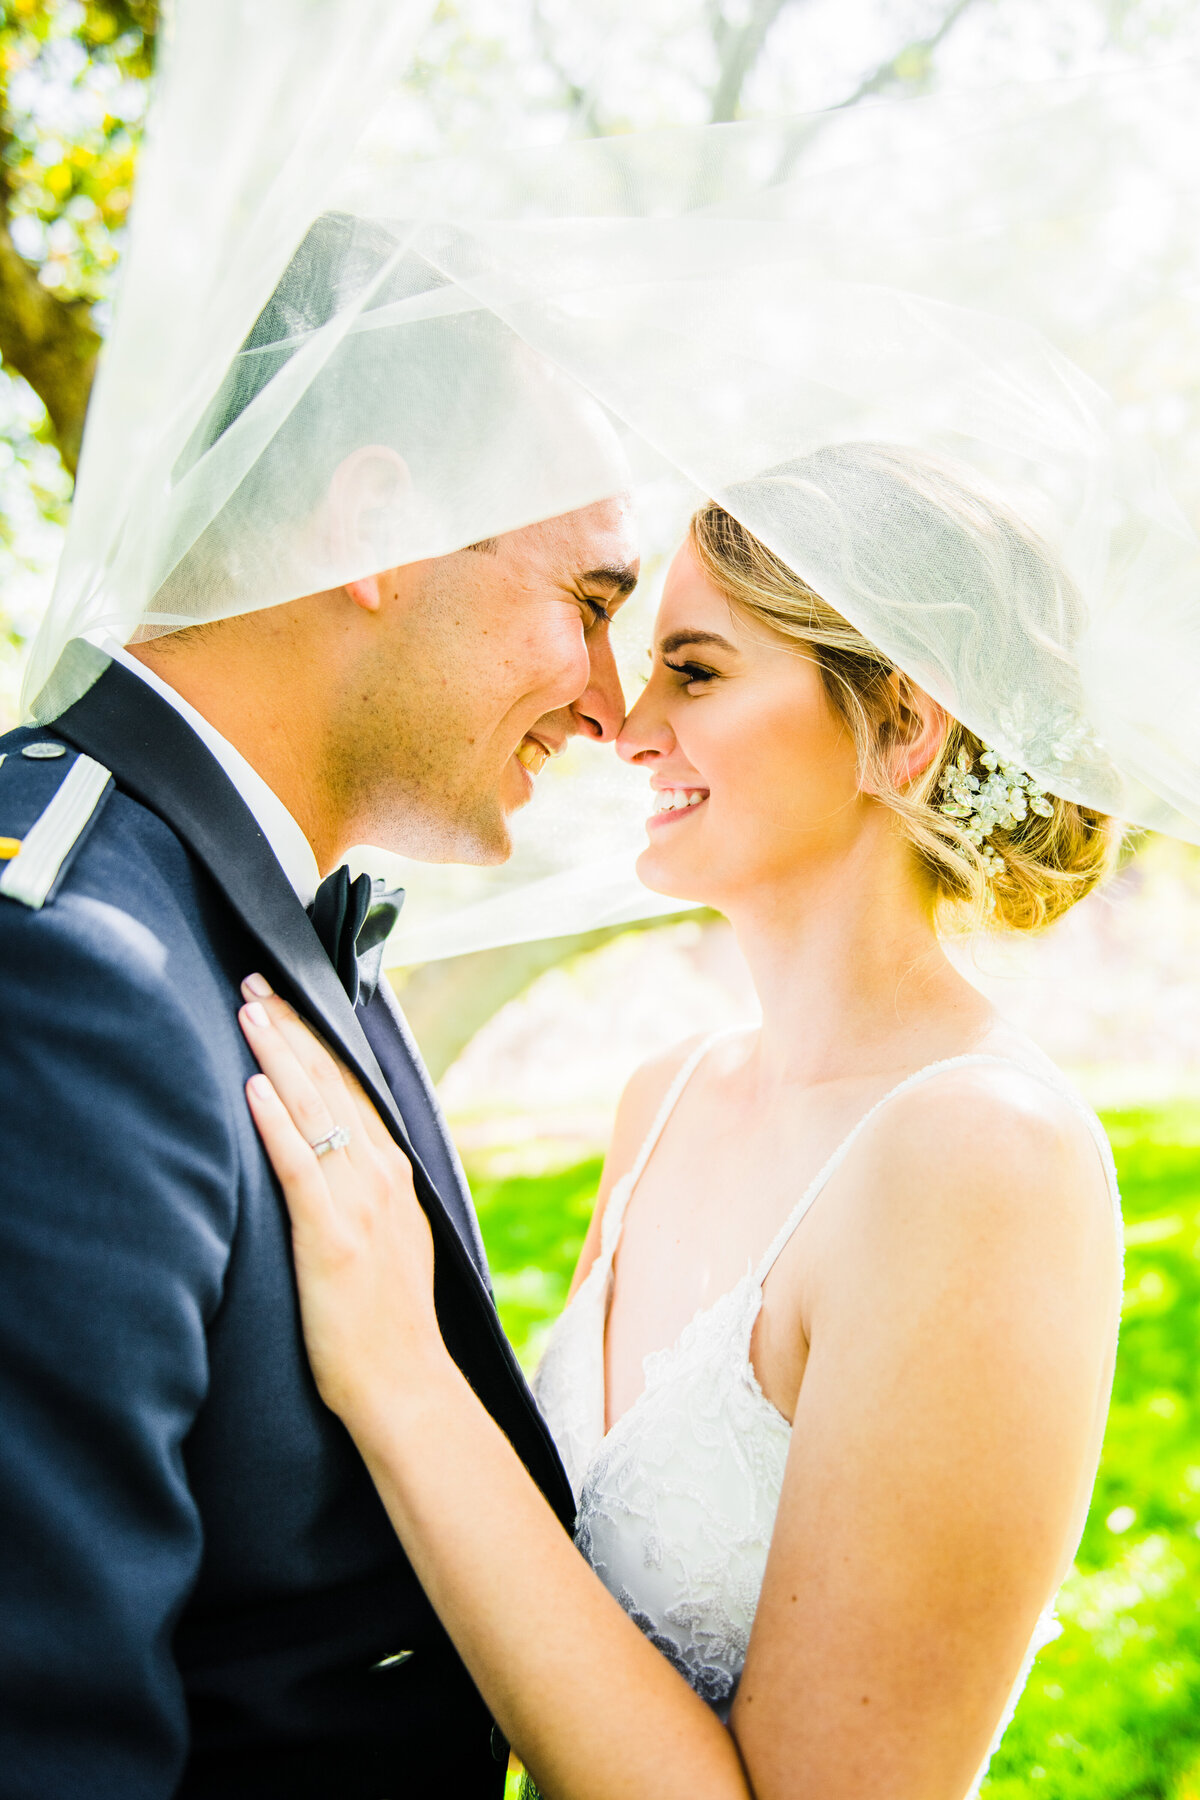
690, 447, 1122, 933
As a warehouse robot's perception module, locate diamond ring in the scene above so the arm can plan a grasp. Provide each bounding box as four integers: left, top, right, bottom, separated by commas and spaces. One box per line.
310, 1124, 352, 1159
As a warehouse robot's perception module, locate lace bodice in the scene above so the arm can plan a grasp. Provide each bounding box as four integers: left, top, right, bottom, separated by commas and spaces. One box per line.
533, 1033, 1122, 1785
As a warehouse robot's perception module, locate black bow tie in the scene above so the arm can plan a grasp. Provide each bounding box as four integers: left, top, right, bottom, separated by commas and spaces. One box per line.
307, 865, 405, 1008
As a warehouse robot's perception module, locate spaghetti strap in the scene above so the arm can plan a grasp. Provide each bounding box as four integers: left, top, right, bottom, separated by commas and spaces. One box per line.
599, 1028, 743, 1253
627, 1029, 742, 1197
752, 1051, 1111, 1287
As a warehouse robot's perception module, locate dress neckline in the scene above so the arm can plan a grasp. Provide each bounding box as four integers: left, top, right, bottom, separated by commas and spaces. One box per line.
594, 1038, 1092, 1443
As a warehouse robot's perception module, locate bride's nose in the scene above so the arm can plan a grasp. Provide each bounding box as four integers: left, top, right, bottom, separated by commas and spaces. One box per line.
616, 684, 674, 765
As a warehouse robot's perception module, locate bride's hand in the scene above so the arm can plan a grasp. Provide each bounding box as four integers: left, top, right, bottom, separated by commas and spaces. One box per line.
237, 976, 448, 1441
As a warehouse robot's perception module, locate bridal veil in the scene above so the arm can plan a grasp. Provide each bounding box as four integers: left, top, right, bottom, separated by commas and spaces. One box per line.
24, 0, 1200, 959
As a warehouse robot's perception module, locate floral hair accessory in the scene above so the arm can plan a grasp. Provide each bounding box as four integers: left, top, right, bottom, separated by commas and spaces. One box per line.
937, 746, 1054, 877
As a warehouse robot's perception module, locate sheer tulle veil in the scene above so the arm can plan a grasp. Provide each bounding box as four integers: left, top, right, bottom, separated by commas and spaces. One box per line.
25, 0, 1200, 961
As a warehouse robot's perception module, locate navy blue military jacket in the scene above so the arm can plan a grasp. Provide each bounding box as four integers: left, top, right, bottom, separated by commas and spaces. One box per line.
0, 660, 575, 1800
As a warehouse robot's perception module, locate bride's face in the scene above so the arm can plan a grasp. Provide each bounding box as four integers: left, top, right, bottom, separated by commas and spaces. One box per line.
617, 541, 867, 907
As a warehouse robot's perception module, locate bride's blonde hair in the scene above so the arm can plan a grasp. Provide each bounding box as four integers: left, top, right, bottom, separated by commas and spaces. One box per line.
690, 485, 1122, 934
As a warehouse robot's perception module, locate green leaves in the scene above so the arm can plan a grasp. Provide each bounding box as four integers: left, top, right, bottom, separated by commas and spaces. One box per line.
1, 0, 157, 304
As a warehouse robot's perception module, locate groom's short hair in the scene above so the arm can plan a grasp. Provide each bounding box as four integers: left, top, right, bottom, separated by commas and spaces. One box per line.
156, 215, 533, 610
177, 212, 405, 479
173, 210, 533, 517
153, 211, 625, 621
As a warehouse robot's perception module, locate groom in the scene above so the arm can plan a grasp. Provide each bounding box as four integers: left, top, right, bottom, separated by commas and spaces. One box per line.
0, 262, 638, 1795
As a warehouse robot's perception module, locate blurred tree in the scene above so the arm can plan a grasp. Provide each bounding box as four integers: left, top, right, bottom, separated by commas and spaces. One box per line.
5, 0, 1198, 545
0, 0, 154, 712
0, 0, 999, 488
0, 0, 155, 474
396, 911, 715, 1082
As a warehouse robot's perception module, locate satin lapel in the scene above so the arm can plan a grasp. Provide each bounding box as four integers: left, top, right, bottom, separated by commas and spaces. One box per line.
52, 658, 576, 1526
359, 980, 493, 1286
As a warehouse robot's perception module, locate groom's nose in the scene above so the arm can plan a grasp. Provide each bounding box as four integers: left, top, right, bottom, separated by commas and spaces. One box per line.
570, 629, 626, 743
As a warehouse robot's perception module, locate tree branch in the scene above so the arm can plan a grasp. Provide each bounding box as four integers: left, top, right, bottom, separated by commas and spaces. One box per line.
709, 0, 798, 124
529, 0, 609, 138
0, 221, 100, 476
764, 0, 984, 186
832, 0, 980, 111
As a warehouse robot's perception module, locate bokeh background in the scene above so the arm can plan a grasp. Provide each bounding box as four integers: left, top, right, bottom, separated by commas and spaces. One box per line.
4, 3, 1200, 1793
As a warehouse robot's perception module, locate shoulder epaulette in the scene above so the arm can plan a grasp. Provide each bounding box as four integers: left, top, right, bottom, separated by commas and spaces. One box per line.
0, 745, 114, 911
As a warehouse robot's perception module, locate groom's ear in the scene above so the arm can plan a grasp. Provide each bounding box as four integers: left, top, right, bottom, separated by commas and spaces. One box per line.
324, 446, 413, 612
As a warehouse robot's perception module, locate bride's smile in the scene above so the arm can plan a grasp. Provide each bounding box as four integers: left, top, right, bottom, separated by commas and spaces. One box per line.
620, 538, 883, 910
648, 785, 709, 821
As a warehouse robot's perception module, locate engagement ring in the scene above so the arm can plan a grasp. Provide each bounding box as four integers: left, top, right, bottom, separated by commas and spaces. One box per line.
309, 1125, 351, 1159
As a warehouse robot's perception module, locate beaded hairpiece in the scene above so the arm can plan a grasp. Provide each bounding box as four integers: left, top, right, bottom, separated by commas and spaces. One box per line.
937, 746, 1054, 877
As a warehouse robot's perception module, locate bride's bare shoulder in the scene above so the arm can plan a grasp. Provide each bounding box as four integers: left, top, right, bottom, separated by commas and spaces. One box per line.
898, 1052, 1103, 1160
843, 1053, 1118, 1271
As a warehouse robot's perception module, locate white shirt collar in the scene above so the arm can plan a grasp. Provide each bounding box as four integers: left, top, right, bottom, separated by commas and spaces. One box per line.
97, 637, 322, 908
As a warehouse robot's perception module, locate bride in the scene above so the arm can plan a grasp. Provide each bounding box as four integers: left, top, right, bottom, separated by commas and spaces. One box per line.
237, 445, 1123, 1799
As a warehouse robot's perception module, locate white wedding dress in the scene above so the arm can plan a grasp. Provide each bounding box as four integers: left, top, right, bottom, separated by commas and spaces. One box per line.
534, 1031, 1122, 1795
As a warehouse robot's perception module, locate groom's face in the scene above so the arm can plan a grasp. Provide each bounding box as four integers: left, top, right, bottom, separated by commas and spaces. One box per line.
339, 497, 639, 863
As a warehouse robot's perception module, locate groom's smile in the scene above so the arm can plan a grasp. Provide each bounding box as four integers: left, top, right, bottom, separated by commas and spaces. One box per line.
378, 493, 640, 865
516, 738, 551, 777
514, 728, 566, 783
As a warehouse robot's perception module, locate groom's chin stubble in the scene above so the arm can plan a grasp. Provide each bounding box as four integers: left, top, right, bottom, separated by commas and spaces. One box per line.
367, 786, 515, 866
439, 811, 513, 866
328, 721, 513, 865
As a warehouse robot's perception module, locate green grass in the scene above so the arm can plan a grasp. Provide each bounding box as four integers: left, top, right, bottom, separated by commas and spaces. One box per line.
471, 1154, 603, 1374
986, 1105, 1200, 1799
473, 1102, 1200, 1797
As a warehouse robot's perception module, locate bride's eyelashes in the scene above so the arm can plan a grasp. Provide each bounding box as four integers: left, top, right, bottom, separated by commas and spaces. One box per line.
662, 657, 719, 692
